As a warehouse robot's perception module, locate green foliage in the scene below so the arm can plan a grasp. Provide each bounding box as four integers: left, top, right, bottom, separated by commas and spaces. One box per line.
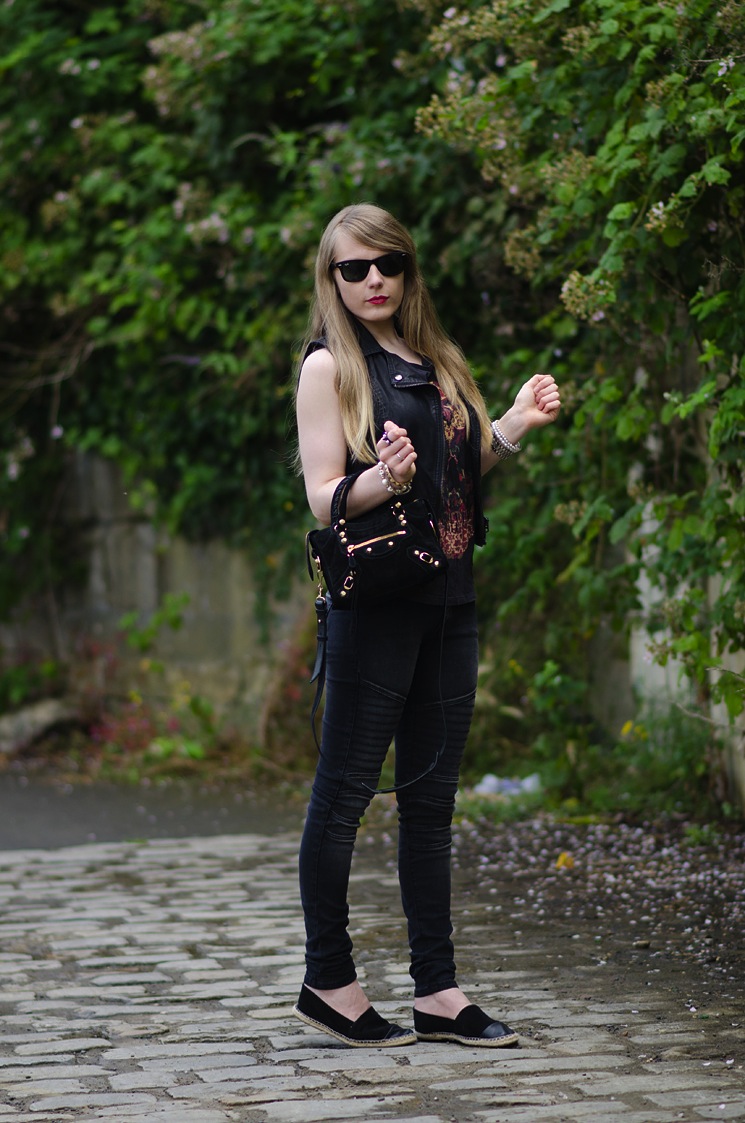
118, 592, 190, 655
586, 704, 723, 820
0, 0, 477, 612
0, 654, 62, 713
2, 0, 744, 810
414, 0, 745, 741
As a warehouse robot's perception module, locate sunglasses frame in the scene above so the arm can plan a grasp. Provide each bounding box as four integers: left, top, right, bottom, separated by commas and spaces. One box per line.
331, 252, 408, 284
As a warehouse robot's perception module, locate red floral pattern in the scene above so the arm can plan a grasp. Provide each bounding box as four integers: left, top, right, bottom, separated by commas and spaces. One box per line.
436, 384, 473, 560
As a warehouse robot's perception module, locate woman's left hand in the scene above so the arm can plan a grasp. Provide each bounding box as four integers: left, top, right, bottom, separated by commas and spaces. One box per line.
512, 373, 561, 431
483, 374, 562, 472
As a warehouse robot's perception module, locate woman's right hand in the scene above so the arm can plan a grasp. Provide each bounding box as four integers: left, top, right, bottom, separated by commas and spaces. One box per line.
297, 351, 416, 523
377, 421, 417, 486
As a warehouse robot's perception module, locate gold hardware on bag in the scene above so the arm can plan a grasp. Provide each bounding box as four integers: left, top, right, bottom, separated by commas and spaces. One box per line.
346, 529, 406, 554
312, 554, 325, 597
340, 574, 355, 598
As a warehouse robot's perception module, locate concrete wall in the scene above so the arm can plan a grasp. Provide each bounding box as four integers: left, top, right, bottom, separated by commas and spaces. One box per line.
1, 453, 310, 744
3, 454, 742, 809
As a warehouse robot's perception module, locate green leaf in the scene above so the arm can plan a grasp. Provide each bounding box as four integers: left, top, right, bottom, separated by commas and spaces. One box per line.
700, 157, 731, 185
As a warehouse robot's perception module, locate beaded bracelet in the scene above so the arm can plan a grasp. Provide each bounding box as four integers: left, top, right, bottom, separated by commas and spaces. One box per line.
378, 460, 412, 495
490, 420, 522, 461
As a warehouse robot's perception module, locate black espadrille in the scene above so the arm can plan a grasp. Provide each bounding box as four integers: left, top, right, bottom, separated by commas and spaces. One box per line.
293, 985, 417, 1047
413, 1004, 518, 1047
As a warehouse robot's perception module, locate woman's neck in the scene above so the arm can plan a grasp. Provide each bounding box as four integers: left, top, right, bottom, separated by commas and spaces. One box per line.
359, 319, 421, 364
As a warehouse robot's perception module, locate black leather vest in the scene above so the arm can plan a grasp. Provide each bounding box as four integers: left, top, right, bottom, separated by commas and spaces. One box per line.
307, 322, 488, 547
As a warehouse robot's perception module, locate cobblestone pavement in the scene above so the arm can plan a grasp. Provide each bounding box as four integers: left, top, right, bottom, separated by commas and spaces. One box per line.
0, 831, 743, 1123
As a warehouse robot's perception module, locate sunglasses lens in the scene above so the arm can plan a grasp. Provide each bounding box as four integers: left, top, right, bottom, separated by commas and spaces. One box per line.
339, 261, 369, 282
376, 253, 407, 277
336, 253, 407, 283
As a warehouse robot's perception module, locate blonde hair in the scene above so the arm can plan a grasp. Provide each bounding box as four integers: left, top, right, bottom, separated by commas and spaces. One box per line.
295, 203, 492, 465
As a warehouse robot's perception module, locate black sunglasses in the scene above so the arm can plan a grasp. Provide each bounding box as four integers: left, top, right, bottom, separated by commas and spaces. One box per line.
331, 252, 408, 284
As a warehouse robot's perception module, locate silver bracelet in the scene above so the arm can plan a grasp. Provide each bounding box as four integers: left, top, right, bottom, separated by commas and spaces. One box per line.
377, 460, 412, 495
490, 420, 522, 461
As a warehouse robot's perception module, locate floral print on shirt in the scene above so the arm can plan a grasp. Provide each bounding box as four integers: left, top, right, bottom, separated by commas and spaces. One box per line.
436, 383, 474, 560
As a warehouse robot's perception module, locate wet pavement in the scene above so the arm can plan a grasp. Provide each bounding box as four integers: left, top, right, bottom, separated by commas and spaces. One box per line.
1, 805, 744, 1122
0, 773, 305, 850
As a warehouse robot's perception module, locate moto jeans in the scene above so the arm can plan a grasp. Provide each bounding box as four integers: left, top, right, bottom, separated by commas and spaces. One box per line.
299, 598, 478, 997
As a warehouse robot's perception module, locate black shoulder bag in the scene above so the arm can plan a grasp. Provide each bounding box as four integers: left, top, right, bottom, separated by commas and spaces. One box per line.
305, 473, 447, 611
306, 473, 449, 793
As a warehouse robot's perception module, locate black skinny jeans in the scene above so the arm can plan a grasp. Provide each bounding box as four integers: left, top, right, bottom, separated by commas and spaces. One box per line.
299, 598, 478, 997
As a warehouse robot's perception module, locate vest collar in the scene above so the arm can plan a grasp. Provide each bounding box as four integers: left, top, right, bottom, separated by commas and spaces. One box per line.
352, 319, 435, 380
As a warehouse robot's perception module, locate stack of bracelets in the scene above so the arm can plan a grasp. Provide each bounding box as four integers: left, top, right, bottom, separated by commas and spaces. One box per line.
377, 460, 412, 495
490, 419, 522, 461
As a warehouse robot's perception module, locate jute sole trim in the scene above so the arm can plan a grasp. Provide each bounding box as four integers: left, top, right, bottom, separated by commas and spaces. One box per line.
293, 1005, 417, 1048
415, 1029, 519, 1048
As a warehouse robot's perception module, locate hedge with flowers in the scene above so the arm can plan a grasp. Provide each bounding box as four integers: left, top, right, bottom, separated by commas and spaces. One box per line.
0, 0, 482, 617
1, 0, 744, 808
405, 0, 745, 795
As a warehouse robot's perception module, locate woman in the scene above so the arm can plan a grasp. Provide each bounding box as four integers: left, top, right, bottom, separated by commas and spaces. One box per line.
293, 204, 560, 1048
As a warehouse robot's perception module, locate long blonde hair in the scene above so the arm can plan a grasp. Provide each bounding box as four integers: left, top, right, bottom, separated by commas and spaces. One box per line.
296, 203, 492, 465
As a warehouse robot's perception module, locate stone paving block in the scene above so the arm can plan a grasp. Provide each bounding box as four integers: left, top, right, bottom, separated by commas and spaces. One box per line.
463, 1090, 566, 1106
297, 1053, 403, 1072
0, 1065, 106, 1081
644, 1089, 745, 1107
574, 1073, 737, 1095
478, 1053, 634, 1074
91, 971, 173, 985
426, 1074, 513, 1091
0, 1115, 77, 1122
516, 1070, 624, 1088
78, 1111, 233, 1122
219, 1075, 332, 1100
366, 1118, 444, 1123
256, 1096, 413, 1121
187, 1054, 259, 1071
478, 1114, 676, 1123
28, 1093, 159, 1110
3, 1079, 86, 1096
693, 1105, 745, 1120
184, 1064, 295, 1082
107, 1070, 184, 1089
474, 1101, 631, 1120
13, 1037, 110, 1055
0, 1054, 76, 1068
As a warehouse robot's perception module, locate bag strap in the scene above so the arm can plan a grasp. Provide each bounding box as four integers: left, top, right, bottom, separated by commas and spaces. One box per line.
309, 594, 328, 752
308, 470, 361, 750
330, 469, 365, 522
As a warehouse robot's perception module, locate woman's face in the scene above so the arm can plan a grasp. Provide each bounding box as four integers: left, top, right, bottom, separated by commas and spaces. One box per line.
330, 231, 405, 329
